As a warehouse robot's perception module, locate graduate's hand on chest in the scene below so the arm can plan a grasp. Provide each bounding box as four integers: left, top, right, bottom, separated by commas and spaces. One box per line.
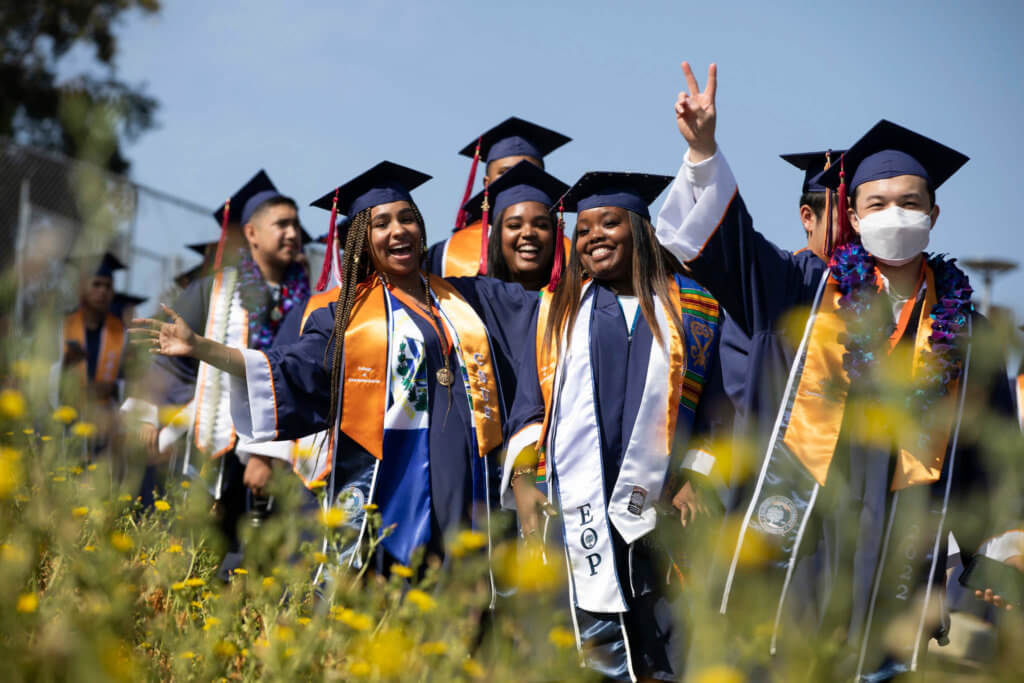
674, 61, 718, 162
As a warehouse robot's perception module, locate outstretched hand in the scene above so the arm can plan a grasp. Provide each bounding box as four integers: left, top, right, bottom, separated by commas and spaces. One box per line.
675, 61, 718, 162
130, 304, 198, 358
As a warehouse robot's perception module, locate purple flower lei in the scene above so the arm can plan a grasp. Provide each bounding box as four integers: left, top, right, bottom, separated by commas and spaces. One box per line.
237, 249, 311, 350
829, 243, 973, 417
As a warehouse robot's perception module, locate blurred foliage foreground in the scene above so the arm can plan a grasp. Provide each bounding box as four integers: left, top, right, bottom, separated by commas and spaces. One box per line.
1, 309, 1023, 682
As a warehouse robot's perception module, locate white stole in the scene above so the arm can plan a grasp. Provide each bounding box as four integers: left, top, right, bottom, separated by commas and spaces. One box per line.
550, 285, 675, 613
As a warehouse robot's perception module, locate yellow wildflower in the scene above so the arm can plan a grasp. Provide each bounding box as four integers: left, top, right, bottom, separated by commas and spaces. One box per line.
184, 578, 205, 587
214, 641, 236, 657
158, 405, 190, 428
349, 660, 371, 677
450, 529, 488, 557
319, 507, 347, 528
297, 617, 312, 626
0, 389, 27, 419
548, 626, 576, 649
16, 593, 38, 613
166, 544, 183, 554
70, 421, 98, 438
203, 617, 221, 631
22, 429, 33, 435
335, 609, 373, 631
307, 479, 326, 490
190, 601, 203, 608
180, 651, 195, 660
117, 494, 133, 502
361, 503, 378, 512
87, 463, 97, 471
419, 641, 448, 656
40, 435, 52, 442
391, 564, 414, 578
110, 532, 134, 552
51, 475, 66, 482
405, 589, 436, 612
153, 500, 171, 512
262, 577, 276, 588
312, 552, 328, 564
0, 447, 23, 499
179, 480, 190, 489
693, 665, 747, 683
52, 406, 78, 424
462, 659, 486, 679
72, 506, 89, 518
83, 545, 95, 553
356, 628, 411, 678
276, 625, 294, 642
232, 567, 248, 575
69, 465, 82, 474
171, 582, 186, 591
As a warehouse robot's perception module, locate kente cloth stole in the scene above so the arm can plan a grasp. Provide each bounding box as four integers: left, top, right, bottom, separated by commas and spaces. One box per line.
538, 277, 718, 613
534, 275, 719, 480
63, 310, 125, 386
719, 268, 973, 677
193, 267, 248, 457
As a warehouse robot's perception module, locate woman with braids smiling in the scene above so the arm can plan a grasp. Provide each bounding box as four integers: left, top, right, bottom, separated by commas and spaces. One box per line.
132, 162, 538, 579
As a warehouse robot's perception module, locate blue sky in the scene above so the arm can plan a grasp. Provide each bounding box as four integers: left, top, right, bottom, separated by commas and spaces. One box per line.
95, 0, 1024, 317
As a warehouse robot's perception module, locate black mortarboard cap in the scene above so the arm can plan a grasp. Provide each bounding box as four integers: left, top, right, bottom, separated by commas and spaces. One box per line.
558, 172, 673, 220
461, 161, 570, 225
459, 117, 571, 164
781, 150, 846, 193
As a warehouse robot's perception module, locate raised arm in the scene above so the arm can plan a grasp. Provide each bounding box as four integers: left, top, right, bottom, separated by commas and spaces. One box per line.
656, 62, 826, 337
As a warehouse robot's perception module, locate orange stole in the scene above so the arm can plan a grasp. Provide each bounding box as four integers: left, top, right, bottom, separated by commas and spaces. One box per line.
1017, 374, 1024, 429
442, 220, 572, 278
783, 265, 958, 491
533, 281, 688, 464
300, 287, 339, 332
63, 310, 125, 385
339, 275, 502, 460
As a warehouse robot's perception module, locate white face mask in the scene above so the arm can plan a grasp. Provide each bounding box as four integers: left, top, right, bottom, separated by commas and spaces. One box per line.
855, 206, 932, 266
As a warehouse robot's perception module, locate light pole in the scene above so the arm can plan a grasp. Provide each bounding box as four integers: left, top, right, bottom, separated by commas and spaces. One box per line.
962, 258, 1019, 316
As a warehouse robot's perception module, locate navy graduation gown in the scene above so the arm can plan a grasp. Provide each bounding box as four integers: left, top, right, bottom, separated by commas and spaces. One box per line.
255, 276, 537, 567
505, 281, 722, 682
656, 152, 1018, 675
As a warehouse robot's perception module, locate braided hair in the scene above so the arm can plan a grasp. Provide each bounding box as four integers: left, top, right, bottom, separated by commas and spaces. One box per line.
322, 201, 428, 442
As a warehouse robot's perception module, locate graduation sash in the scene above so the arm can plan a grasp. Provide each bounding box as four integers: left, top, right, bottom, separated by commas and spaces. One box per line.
62, 310, 125, 386
537, 277, 717, 613
336, 276, 502, 564
193, 267, 248, 458
719, 268, 973, 677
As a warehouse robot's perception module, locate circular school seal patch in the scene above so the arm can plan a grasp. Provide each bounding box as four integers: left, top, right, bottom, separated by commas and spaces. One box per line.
336, 486, 366, 520
757, 495, 798, 536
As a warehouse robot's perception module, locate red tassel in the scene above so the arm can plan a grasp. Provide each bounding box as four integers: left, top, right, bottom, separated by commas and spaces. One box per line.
454, 137, 482, 231
834, 154, 851, 251
316, 188, 339, 291
213, 198, 230, 270
823, 150, 834, 259
547, 201, 565, 291
478, 179, 490, 276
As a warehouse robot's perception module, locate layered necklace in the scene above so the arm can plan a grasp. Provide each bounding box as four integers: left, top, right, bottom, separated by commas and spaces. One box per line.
830, 242, 973, 416
238, 250, 311, 350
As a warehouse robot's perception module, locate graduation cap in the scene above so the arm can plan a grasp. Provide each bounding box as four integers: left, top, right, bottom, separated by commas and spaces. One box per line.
453, 117, 571, 231
558, 171, 674, 220
211, 170, 288, 270
310, 161, 432, 291
186, 241, 216, 256
111, 291, 148, 317
461, 160, 570, 281
780, 150, 846, 194
817, 120, 969, 253
71, 251, 126, 279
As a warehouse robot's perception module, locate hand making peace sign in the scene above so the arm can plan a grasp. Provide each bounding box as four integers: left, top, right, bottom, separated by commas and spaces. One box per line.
675, 61, 718, 163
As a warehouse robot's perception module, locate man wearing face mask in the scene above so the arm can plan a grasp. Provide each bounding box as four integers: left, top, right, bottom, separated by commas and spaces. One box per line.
654, 62, 1021, 680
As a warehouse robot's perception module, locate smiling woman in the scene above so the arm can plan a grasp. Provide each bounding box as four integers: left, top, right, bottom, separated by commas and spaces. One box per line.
501, 170, 725, 681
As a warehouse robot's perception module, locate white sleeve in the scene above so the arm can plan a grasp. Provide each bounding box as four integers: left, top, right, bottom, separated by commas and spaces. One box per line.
978, 530, 1024, 563
655, 149, 739, 263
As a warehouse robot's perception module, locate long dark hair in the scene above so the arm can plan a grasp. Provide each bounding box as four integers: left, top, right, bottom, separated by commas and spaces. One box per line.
542, 210, 684, 355
323, 201, 428, 438
485, 205, 560, 288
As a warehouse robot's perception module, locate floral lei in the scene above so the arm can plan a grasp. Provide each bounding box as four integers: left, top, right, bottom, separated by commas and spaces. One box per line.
237, 249, 311, 350
830, 242, 973, 417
